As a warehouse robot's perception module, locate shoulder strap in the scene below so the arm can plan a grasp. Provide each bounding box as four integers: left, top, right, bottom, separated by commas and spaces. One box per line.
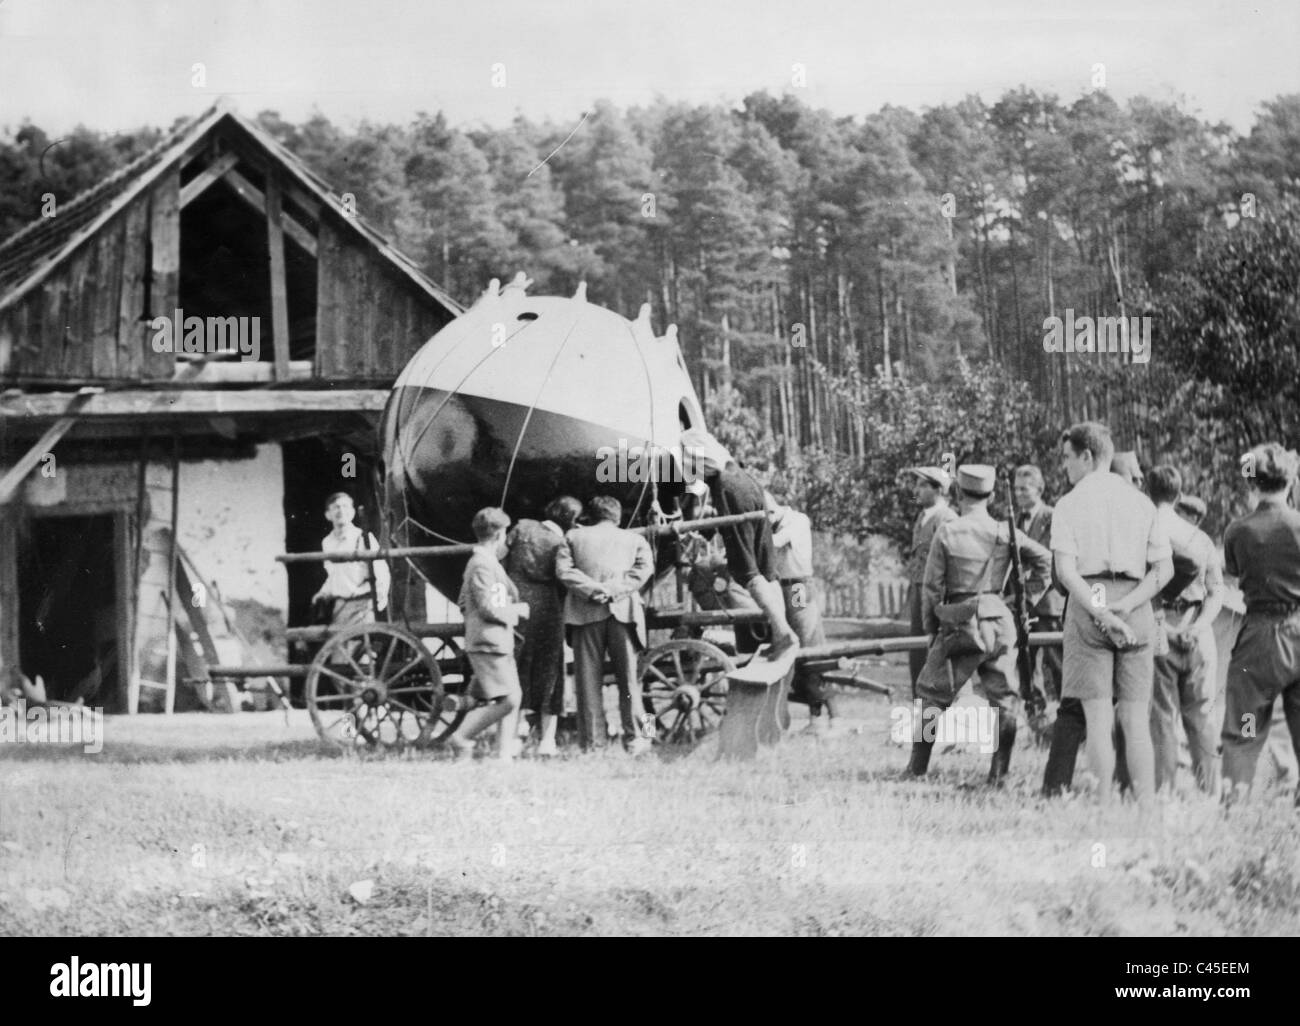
976, 522, 1005, 593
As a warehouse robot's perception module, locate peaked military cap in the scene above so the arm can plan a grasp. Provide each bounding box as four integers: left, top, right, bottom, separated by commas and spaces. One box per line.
956, 464, 997, 496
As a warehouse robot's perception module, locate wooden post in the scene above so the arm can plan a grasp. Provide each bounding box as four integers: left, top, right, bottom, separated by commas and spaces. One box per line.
128, 431, 148, 714
145, 168, 180, 380
113, 512, 133, 715
0, 502, 19, 697
265, 173, 291, 381
163, 438, 180, 714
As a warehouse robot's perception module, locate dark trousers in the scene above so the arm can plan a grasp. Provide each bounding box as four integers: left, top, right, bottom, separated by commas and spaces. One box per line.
908, 583, 925, 698
571, 618, 644, 750
1032, 614, 1063, 703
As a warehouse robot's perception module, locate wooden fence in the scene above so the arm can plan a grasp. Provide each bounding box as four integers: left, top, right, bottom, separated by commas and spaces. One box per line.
820, 579, 909, 620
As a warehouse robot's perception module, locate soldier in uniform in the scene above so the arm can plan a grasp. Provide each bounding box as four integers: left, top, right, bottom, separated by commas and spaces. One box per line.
1148, 466, 1223, 794
907, 465, 1051, 784
905, 467, 957, 696
1221, 443, 1300, 802
1012, 465, 1064, 710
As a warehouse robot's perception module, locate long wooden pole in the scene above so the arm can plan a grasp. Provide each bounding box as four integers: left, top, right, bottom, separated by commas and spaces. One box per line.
275, 510, 772, 564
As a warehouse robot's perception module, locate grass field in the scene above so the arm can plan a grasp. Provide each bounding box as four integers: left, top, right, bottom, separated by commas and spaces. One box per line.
2, 656, 1298, 937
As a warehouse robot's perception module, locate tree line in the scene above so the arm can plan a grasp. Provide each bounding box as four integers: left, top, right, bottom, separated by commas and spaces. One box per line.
3, 89, 1298, 543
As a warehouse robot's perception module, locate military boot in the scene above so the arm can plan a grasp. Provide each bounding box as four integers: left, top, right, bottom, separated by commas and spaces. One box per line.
907, 740, 934, 777
987, 711, 1017, 786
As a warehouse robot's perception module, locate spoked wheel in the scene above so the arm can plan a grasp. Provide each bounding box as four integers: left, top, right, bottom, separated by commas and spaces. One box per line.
307, 623, 443, 751
639, 639, 733, 744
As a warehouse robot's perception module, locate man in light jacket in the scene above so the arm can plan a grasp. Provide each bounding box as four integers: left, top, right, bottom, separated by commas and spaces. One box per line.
556, 496, 655, 753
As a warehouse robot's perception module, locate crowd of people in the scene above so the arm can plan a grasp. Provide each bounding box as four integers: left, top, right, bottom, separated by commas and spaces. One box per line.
312, 422, 1300, 803
904, 422, 1300, 805
437, 428, 822, 760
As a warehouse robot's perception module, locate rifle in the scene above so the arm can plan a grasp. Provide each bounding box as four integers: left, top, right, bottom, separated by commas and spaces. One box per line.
1003, 476, 1045, 733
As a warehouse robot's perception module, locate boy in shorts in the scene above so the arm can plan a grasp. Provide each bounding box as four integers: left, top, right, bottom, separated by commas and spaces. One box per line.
447, 507, 530, 761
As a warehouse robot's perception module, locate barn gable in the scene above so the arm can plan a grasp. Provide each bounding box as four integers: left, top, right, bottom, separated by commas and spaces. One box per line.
0, 104, 462, 714
0, 102, 462, 386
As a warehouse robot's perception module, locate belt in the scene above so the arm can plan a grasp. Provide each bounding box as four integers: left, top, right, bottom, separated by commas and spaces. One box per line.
779, 577, 810, 586
1083, 572, 1140, 582
944, 590, 1002, 602
1247, 600, 1300, 616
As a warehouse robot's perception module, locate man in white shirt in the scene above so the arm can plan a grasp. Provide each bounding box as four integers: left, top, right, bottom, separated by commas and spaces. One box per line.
312, 492, 390, 626
766, 492, 832, 730
1050, 423, 1172, 805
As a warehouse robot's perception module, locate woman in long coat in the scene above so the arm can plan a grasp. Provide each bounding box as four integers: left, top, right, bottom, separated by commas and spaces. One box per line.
503, 496, 582, 755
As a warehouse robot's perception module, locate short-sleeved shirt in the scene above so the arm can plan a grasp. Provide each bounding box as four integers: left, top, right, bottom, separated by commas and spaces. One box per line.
772, 508, 814, 580
707, 463, 777, 583
322, 525, 390, 608
1156, 505, 1218, 603
1050, 471, 1170, 576
1224, 504, 1300, 609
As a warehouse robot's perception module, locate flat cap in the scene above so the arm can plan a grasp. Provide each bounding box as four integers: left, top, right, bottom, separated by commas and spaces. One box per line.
1174, 494, 1207, 518
907, 466, 951, 489
956, 464, 997, 495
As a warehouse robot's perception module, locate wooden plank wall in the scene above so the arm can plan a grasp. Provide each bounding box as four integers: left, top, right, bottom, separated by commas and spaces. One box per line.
0, 184, 163, 382
1, 166, 451, 385
314, 218, 452, 381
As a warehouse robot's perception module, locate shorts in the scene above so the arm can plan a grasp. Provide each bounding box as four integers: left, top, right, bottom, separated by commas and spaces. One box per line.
467, 651, 521, 702
722, 516, 778, 585
1061, 579, 1155, 703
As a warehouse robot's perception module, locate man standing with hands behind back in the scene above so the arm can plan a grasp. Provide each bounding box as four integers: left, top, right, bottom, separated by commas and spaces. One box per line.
1050, 423, 1172, 806
557, 496, 655, 754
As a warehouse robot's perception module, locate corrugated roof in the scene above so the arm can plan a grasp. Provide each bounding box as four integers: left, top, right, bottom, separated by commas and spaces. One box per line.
0, 103, 465, 317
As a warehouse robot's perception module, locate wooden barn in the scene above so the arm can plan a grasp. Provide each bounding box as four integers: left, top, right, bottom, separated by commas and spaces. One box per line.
0, 103, 462, 713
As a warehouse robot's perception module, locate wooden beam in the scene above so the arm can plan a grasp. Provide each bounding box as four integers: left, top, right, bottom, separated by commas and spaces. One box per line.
266, 174, 290, 383
0, 389, 390, 419
113, 511, 134, 714
0, 504, 19, 695
179, 151, 241, 208
163, 438, 180, 714
169, 359, 313, 385
223, 168, 317, 257
0, 396, 89, 502
218, 136, 323, 220
146, 169, 180, 380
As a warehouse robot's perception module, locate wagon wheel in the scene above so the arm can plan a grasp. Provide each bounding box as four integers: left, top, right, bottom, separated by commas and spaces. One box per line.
307, 623, 444, 751
639, 639, 733, 744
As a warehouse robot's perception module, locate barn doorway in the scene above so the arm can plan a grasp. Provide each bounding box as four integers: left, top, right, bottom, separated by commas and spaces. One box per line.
18, 514, 121, 707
